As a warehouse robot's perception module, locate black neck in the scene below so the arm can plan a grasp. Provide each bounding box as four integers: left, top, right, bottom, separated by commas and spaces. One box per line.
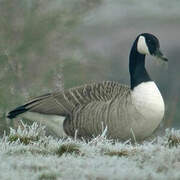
129, 38, 151, 90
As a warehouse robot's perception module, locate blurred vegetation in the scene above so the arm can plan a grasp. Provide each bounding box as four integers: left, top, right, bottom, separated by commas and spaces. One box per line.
0, 0, 103, 134
0, 0, 102, 111
0, 0, 179, 136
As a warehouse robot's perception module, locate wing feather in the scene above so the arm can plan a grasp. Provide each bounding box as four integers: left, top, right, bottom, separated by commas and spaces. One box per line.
8, 81, 130, 118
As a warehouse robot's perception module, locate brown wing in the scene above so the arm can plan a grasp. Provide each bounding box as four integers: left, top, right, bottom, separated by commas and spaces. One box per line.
8, 81, 129, 118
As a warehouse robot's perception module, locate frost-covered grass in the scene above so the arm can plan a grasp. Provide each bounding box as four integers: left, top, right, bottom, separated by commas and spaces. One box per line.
1, 123, 180, 180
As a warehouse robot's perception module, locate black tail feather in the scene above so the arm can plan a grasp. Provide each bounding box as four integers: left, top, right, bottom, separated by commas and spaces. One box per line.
7, 105, 29, 119
7, 96, 46, 119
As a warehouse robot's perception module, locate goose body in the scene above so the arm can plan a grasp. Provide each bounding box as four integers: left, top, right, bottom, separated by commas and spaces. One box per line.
7, 33, 167, 141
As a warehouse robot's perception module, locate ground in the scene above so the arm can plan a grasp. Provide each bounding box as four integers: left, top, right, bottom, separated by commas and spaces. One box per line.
0, 122, 180, 180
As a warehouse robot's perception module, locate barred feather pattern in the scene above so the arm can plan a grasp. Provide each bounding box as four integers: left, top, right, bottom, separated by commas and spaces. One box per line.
27, 81, 129, 115
8, 80, 161, 140
10, 81, 155, 140
25, 81, 143, 140
63, 88, 133, 140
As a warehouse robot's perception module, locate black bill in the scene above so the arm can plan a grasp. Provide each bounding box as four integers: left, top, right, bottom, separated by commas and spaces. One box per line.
154, 48, 168, 62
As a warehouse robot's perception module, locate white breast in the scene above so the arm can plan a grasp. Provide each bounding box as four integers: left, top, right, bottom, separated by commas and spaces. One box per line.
131, 81, 165, 137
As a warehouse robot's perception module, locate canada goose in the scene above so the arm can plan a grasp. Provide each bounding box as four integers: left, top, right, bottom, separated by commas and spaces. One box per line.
7, 33, 168, 141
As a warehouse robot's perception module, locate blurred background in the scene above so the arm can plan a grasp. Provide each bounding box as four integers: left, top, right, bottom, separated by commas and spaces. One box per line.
0, 0, 179, 136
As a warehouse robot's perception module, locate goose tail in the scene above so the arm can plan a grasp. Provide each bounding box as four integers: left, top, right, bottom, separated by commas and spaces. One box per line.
7, 105, 29, 119
7, 93, 52, 119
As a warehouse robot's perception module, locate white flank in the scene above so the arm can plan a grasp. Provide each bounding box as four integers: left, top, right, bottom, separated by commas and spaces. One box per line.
137, 36, 150, 55
20, 112, 67, 138
131, 81, 165, 137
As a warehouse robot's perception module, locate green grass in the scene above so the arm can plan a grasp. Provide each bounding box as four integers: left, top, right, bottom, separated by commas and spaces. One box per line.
8, 134, 39, 145
168, 135, 180, 148
55, 143, 81, 157
104, 149, 136, 157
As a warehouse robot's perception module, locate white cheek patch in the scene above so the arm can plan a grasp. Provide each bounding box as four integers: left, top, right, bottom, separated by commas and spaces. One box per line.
137, 36, 150, 55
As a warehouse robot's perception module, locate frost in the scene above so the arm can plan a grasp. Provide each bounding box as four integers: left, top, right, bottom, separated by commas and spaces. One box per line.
1, 123, 180, 180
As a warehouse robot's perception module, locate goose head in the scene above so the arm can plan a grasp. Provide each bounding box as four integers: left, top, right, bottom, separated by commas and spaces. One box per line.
137, 33, 168, 62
